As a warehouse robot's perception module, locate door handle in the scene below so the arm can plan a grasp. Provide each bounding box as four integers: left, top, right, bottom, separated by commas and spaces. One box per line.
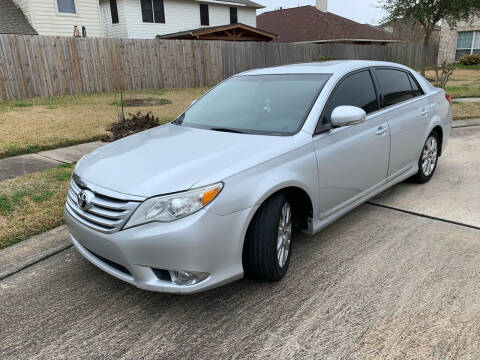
420, 108, 429, 116
376, 125, 388, 136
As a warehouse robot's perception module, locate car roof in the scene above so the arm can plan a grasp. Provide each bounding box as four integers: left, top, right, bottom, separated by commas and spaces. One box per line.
238, 60, 412, 76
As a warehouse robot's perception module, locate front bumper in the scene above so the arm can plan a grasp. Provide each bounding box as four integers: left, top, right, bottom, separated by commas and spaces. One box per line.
65, 206, 253, 294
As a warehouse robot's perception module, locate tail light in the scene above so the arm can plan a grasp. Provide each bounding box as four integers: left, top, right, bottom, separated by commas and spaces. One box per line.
445, 94, 453, 106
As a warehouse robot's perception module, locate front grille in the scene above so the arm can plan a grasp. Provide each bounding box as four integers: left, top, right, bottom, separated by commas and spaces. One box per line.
66, 178, 139, 233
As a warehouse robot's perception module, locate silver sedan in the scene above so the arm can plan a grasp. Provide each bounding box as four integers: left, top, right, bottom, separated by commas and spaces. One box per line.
65, 60, 452, 293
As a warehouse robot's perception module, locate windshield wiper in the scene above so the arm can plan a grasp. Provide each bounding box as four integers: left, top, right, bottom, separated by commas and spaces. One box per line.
210, 127, 245, 134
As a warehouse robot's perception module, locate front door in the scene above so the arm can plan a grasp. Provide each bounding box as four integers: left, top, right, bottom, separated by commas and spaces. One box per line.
313, 69, 390, 219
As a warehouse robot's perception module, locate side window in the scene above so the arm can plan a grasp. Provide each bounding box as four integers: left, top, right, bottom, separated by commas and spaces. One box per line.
230, 7, 238, 24
141, 0, 153, 22
376, 69, 414, 107
200, 4, 209, 26
57, 0, 76, 13
110, 0, 119, 24
322, 70, 378, 124
408, 73, 424, 97
141, 0, 165, 23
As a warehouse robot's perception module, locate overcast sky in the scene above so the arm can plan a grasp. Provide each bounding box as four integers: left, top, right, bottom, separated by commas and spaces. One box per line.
256, 0, 387, 25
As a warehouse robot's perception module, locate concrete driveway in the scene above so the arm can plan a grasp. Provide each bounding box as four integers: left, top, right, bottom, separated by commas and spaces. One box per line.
1, 126, 479, 359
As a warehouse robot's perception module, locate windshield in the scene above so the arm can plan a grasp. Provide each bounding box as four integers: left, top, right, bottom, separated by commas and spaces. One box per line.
174, 74, 331, 135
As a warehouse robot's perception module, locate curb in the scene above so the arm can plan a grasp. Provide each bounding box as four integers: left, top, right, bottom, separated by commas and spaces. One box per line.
452, 118, 480, 128
0, 225, 71, 281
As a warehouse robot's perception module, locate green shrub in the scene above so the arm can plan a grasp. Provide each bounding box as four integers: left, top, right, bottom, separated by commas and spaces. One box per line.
459, 54, 480, 65
14, 102, 33, 107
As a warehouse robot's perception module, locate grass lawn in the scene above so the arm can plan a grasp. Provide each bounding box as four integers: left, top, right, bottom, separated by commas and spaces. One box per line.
424, 66, 480, 119
0, 164, 73, 250
425, 67, 480, 99
451, 101, 480, 120
0, 87, 209, 159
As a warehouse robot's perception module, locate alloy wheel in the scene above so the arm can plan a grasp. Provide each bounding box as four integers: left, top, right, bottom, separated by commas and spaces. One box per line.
277, 202, 292, 268
421, 136, 438, 176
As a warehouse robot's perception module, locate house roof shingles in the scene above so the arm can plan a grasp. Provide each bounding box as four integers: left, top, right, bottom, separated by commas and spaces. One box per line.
257, 6, 398, 43
0, 0, 37, 35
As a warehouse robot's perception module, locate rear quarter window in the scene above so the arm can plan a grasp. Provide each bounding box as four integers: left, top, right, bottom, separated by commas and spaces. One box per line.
408, 73, 424, 97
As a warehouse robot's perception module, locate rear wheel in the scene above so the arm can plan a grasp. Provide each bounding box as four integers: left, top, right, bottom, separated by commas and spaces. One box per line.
243, 193, 292, 281
411, 131, 439, 183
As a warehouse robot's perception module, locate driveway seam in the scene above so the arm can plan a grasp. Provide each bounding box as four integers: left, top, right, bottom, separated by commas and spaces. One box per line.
35, 153, 69, 164
0, 244, 73, 282
2, 202, 478, 282
452, 124, 480, 129
367, 202, 480, 231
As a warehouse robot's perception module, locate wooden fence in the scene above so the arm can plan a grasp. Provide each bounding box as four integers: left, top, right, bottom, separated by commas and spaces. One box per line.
0, 34, 438, 101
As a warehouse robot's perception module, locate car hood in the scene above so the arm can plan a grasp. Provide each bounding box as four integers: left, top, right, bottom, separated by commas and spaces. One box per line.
75, 124, 295, 197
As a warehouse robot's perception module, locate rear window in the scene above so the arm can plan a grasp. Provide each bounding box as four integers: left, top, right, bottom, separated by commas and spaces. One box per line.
376, 69, 414, 107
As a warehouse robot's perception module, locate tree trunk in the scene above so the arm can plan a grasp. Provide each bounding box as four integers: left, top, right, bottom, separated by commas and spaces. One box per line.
421, 29, 433, 76
421, 36, 430, 76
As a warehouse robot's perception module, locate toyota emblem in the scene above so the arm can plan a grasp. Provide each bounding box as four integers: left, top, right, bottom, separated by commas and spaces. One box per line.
77, 190, 93, 210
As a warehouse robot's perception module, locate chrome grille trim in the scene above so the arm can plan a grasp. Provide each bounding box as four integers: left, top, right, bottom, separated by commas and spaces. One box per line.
66, 178, 140, 233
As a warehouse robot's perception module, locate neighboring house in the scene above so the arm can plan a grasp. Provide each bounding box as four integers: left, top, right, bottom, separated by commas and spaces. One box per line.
99, 0, 263, 39
257, 0, 399, 45
378, 19, 440, 43
12, 0, 102, 37
437, 17, 480, 63
0, 0, 37, 35
7, 0, 261, 39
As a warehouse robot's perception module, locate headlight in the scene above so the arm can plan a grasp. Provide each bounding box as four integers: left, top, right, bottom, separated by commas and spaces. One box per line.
124, 183, 223, 229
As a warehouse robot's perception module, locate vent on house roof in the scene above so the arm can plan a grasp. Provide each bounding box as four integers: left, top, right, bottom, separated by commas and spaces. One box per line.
316, 0, 327, 12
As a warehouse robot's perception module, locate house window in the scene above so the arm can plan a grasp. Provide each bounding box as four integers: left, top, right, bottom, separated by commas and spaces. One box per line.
141, 0, 165, 23
230, 7, 238, 24
110, 0, 119, 24
57, 0, 76, 14
456, 31, 480, 60
200, 4, 209, 26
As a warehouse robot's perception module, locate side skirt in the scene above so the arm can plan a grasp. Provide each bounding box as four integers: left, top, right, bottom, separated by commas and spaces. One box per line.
304, 164, 418, 236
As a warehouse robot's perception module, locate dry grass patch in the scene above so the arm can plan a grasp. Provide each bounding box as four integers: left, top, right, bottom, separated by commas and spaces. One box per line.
0, 87, 209, 158
451, 102, 480, 120
425, 68, 480, 99
0, 164, 73, 249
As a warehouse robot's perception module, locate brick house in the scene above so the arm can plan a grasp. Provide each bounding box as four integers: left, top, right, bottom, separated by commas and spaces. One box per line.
437, 17, 480, 63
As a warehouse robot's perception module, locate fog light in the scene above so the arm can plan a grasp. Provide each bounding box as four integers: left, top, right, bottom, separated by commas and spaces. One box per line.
169, 270, 209, 286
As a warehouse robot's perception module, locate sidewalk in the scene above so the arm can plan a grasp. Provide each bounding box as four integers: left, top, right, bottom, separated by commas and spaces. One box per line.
452, 97, 480, 103
0, 141, 103, 181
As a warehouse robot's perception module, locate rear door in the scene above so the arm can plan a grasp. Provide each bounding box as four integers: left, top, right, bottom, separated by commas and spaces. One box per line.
373, 68, 430, 179
313, 69, 390, 219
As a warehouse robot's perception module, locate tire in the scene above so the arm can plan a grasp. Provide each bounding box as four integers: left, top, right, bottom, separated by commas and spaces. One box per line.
411, 131, 439, 183
243, 193, 292, 281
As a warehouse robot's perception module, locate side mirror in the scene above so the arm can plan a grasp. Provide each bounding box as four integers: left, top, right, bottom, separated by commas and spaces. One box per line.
331, 106, 366, 127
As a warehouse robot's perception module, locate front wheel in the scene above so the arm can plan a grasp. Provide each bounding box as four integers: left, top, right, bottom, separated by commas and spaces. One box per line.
411, 131, 439, 183
243, 193, 292, 281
